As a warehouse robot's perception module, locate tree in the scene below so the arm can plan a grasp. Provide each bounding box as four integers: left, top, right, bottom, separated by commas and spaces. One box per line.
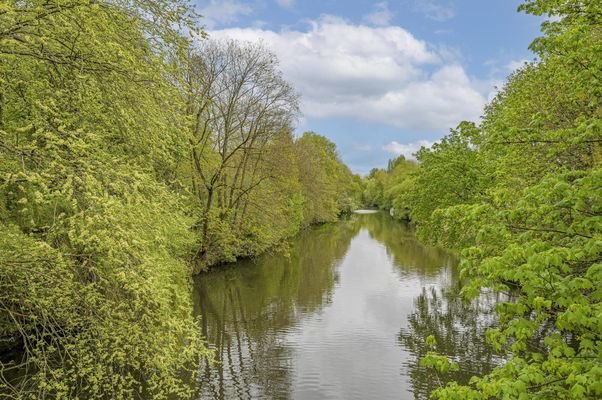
0, 0, 209, 398
185, 39, 300, 267
295, 132, 358, 224
392, 1, 602, 398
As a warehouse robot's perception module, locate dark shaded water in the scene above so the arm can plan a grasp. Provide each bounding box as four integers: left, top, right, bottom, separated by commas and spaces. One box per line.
192, 212, 501, 399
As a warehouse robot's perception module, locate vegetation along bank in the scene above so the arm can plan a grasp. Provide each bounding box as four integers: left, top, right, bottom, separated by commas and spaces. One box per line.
1, 0, 600, 398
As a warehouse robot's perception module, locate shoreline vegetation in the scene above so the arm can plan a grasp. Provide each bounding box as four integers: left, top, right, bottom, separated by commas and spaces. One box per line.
0, 0, 362, 397
1, 0, 600, 399
360, 1, 602, 398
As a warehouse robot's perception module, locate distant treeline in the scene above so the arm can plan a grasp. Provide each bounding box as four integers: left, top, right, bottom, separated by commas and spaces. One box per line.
364, 1, 601, 398
0, 0, 361, 398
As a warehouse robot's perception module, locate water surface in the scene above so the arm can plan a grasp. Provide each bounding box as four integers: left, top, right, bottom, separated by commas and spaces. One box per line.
192, 213, 499, 399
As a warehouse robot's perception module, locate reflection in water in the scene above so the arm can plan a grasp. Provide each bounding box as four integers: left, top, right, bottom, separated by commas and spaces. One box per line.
398, 287, 503, 399
193, 213, 498, 399
192, 220, 360, 399
361, 213, 457, 281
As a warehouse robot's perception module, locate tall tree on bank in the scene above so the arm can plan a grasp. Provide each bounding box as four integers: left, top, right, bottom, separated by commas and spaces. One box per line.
185, 39, 300, 268
295, 132, 360, 225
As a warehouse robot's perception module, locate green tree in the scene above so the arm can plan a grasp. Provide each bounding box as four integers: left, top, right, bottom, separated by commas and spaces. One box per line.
393, 1, 602, 398
184, 39, 302, 270
295, 132, 358, 224
0, 0, 210, 398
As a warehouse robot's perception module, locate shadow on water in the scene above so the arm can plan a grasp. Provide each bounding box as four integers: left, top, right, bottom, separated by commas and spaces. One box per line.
192, 212, 500, 399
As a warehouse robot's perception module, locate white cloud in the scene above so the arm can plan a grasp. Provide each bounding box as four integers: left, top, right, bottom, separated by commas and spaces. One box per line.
383, 140, 436, 160
414, 0, 455, 22
363, 2, 393, 27
199, 0, 253, 29
276, 0, 295, 9
209, 15, 487, 132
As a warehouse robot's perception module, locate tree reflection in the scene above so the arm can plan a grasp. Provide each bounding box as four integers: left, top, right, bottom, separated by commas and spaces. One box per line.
192, 219, 360, 399
358, 213, 457, 280
360, 213, 499, 399
192, 212, 503, 400
399, 286, 504, 399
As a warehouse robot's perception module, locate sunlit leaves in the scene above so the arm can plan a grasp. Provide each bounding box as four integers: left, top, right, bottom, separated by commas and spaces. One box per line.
0, 0, 210, 397
389, 0, 602, 398
295, 132, 359, 225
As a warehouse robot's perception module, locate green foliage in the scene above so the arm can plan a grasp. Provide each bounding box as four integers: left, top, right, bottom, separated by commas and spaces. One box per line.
0, 0, 210, 397
185, 128, 358, 272
449, 168, 602, 399
376, 0, 602, 398
404, 121, 490, 246
183, 39, 359, 270
295, 132, 361, 225
362, 155, 418, 218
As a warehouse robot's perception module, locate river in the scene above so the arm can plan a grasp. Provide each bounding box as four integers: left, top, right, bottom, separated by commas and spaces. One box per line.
192, 212, 501, 400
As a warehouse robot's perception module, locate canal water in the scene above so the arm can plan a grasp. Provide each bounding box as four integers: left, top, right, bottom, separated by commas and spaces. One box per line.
192, 212, 500, 399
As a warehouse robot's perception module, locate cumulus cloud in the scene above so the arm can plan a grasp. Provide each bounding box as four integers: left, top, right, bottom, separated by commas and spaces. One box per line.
414, 0, 455, 22
199, 0, 253, 29
209, 15, 487, 131
363, 2, 394, 27
383, 140, 436, 160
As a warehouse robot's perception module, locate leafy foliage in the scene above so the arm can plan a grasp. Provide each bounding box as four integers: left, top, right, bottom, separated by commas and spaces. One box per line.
295, 132, 361, 225
376, 0, 602, 398
0, 0, 212, 397
362, 155, 418, 219
183, 39, 361, 270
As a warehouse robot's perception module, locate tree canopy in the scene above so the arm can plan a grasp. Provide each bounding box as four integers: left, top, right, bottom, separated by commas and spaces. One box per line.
373, 0, 602, 398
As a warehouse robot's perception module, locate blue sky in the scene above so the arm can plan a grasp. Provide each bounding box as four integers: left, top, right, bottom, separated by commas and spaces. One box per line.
195, 0, 544, 174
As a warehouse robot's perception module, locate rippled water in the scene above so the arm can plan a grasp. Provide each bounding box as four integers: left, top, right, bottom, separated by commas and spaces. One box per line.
192, 212, 500, 399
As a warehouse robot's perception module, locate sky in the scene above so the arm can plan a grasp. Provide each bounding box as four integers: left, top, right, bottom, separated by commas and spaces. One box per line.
194, 0, 544, 174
